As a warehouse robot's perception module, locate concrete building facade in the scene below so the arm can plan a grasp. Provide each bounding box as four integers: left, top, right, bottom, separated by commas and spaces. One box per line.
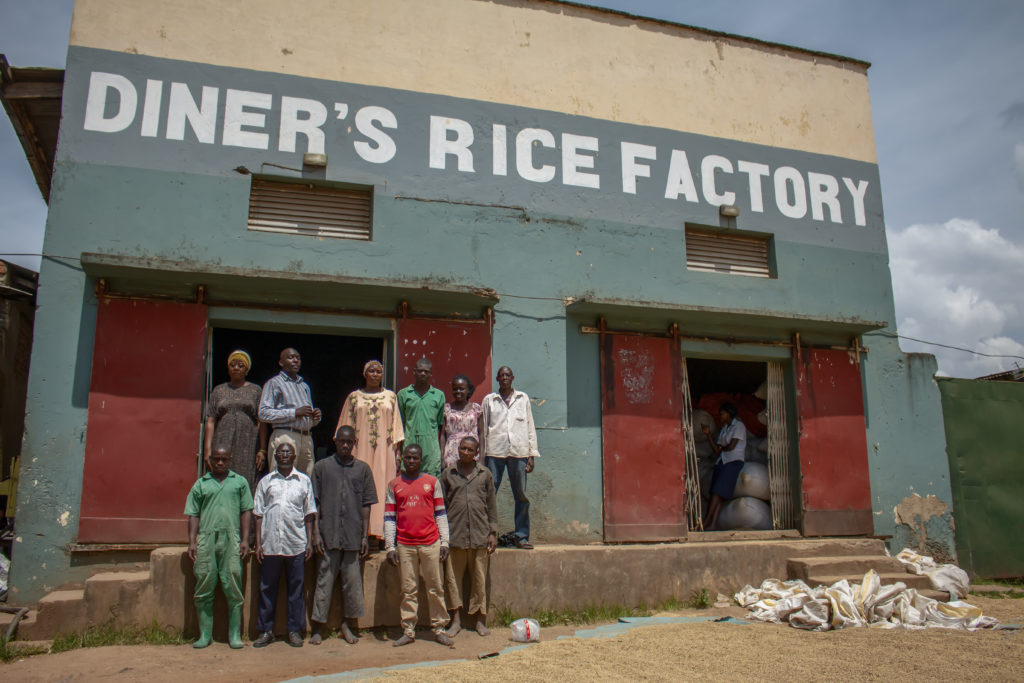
10, 0, 954, 603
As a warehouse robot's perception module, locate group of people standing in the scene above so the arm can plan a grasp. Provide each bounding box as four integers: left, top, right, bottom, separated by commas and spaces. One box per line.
187, 347, 540, 649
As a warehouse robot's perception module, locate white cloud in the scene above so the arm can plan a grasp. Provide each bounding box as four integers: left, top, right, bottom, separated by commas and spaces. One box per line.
889, 218, 1024, 378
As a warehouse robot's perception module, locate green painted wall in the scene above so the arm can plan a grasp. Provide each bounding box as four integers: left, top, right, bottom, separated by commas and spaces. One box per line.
938, 378, 1024, 576
9, 47, 957, 601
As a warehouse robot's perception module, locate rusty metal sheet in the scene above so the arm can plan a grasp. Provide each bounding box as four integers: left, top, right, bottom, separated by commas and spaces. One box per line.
792, 346, 872, 536
601, 333, 687, 541
78, 299, 207, 543
396, 318, 492, 403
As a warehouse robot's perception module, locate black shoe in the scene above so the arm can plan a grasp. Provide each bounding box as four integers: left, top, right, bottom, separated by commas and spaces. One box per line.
253, 631, 274, 648
287, 631, 303, 647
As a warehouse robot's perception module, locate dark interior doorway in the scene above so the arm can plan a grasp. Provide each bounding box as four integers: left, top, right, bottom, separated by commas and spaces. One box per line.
686, 357, 766, 399
210, 327, 385, 460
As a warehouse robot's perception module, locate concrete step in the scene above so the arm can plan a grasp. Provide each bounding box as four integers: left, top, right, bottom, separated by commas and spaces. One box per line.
18, 589, 86, 640
805, 572, 935, 592
0, 608, 38, 640
83, 570, 153, 626
787, 555, 906, 581
918, 589, 952, 602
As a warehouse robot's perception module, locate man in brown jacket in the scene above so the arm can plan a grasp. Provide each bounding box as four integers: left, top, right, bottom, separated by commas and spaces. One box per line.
440, 436, 498, 637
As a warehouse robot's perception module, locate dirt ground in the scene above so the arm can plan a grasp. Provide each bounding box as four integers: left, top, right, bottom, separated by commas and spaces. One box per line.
4, 595, 1022, 682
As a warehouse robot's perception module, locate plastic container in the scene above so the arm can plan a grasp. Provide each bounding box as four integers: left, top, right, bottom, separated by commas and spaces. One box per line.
509, 618, 540, 642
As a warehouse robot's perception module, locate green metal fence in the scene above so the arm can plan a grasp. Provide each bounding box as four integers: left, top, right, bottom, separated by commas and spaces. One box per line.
938, 377, 1024, 578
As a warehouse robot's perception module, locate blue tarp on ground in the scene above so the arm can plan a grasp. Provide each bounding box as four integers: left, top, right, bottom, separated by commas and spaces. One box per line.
280, 616, 749, 682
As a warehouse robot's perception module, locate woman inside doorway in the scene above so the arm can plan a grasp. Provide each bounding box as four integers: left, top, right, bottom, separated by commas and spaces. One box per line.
204, 349, 268, 495
700, 402, 747, 530
337, 360, 404, 546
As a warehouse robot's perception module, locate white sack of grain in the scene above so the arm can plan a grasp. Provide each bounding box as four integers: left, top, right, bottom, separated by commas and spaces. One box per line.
717, 496, 772, 530
732, 462, 771, 501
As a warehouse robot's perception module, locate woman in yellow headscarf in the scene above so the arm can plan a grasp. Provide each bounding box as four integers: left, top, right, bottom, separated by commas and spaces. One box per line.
204, 350, 268, 494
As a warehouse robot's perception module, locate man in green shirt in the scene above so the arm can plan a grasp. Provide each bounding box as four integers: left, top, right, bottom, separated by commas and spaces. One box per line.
397, 357, 446, 476
184, 446, 254, 649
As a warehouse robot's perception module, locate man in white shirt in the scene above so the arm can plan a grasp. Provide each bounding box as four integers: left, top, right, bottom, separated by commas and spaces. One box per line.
481, 366, 540, 549
252, 438, 317, 648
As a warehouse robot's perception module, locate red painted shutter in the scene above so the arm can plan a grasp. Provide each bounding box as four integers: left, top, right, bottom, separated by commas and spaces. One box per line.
792, 346, 873, 536
395, 318, 492, 403
78, 299, 207, 543
601, 334, 687, 541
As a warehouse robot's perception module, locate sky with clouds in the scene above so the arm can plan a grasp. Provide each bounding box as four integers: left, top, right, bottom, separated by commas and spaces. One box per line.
1, 0, 1022, 377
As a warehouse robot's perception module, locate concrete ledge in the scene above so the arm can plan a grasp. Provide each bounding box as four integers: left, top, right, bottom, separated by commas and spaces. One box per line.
166, 538, 884, 635
18, 537, 887, 639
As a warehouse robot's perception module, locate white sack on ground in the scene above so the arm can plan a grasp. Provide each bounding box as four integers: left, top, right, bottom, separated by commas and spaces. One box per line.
896, 548, 971, 599
734, 570, 997, 631
717, 496, 772, 530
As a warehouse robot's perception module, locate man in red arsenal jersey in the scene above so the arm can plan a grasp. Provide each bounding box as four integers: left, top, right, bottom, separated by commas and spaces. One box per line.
385, 444, 453, 647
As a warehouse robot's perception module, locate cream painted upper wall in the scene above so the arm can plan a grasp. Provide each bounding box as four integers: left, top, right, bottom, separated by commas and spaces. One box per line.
69, 0, 877, 163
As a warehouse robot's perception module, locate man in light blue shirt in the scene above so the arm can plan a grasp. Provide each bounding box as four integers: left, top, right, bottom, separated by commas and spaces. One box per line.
259, 347, 322, 475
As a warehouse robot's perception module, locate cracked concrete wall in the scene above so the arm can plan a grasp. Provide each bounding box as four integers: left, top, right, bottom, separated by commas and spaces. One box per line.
862, 346, 955, 561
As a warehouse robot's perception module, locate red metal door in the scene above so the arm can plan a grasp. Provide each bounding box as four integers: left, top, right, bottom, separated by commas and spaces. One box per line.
396, 318, 492, 403
601, 333, 686, 541
78, 298, 207, 543
793, 347, 873, 536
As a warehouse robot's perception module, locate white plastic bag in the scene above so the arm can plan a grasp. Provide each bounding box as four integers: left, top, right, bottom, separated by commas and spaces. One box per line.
509, 618, 540, 642
895, 548, 970, 599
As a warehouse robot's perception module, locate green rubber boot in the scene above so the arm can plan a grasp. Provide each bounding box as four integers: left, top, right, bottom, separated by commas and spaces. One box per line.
193, 601, 214, 649
227, 606, 245, 649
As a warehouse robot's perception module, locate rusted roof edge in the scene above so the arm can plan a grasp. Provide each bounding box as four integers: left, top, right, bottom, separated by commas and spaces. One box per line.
0, 54, 64, 204
79, 252, 501, 302
567, 295, 886, 334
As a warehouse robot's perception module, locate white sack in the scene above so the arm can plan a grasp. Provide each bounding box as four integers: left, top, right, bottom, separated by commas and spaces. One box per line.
732, 462, 771, 501
734, 569, 997, 631
896, 548, 971, 599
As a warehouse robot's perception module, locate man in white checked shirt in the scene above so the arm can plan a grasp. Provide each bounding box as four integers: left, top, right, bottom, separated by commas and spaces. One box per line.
259, 347, 322, 475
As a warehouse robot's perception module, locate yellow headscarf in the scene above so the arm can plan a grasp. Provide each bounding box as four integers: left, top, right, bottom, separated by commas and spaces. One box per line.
363, 360, 384, 375
227, 350, 252, 373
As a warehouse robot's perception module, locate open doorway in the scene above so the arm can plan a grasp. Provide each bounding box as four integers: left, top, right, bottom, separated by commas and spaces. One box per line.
683, 357, 793, 531
209, 327, 386, 461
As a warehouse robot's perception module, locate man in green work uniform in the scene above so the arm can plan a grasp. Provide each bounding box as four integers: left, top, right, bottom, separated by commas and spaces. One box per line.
397, 357, 446, 476
185, 445, 254, 649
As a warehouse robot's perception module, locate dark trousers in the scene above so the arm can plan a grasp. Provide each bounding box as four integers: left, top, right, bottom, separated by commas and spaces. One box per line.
257, 553, 306, 633
486, 456, 530, 541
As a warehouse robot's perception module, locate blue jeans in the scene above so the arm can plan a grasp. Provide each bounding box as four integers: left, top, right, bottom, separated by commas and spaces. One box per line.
486, 456, 530, 541
257, 553, 306, 633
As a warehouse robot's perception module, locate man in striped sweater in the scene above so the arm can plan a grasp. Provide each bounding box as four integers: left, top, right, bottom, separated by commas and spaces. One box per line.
385, 444, 453, 647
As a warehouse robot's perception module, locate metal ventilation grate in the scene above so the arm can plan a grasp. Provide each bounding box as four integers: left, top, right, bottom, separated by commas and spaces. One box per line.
685, 228, 771, 278
248, 179, 372, 240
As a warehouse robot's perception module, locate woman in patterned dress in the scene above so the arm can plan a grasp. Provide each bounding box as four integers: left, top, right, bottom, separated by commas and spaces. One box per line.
337, 360, 405, 542
441, 374, 483, 470
204, 349, 268, 495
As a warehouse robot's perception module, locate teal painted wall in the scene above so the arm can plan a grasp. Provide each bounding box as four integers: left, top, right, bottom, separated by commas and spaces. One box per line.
861, 346, 956, 560
10, 47, 955, 601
